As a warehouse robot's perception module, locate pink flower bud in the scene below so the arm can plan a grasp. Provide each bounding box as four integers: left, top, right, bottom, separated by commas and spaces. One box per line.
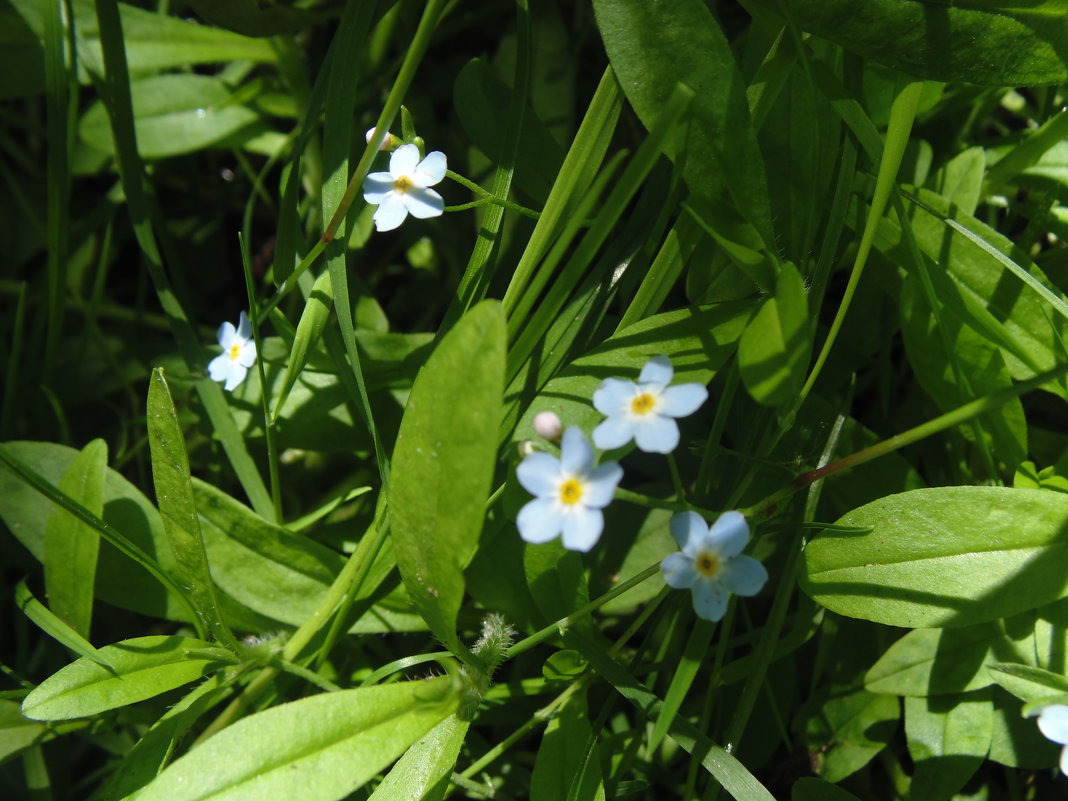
533, 411, 563, 441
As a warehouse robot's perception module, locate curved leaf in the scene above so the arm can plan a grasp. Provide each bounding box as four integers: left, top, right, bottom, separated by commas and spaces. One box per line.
803, 487, 1068, 628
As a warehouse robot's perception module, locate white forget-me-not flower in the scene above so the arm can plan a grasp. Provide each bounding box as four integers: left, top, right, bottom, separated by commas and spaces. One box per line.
660, 511, 768, 621
207, 311, 257, 391
592, 355, 708, 453
516, 427, 623, 552
362, 143, 446, 232
1037, 704, 1068, 774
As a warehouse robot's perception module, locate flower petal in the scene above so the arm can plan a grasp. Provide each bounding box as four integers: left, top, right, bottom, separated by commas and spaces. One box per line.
1039, 705, 1068, 746
560, 507, 603, 552
633, 414, 679, 454
592, 414, 636, 450
222, 362, 248, 392
670, 511, 706, 551
690, 577, 729, 621
414, 151, 447, 186
560, 428, 594, 475
237, 311, 252, 340
661, 552, 697, 589
216, 321, 236, 348
401, 187, 445, 219
363, 173, 395, 204
208, 353, 231, 383
237, 340, 257, 368
373, 195, 409, 232
583, 461, 623, 507
1061, 744, 1068, 776
719, 555, 768, 597
517, 452, 561, 496
389, 143, 420, 177
638, 355, 673, 387
517, 498, 563, 544
592, 378, 636, 416
704, 511, 750, 558
658, 383, 708, 418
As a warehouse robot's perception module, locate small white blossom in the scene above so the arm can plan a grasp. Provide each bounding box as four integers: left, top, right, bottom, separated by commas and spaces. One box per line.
516, 427, 622, 552
1037, 704, 1068, 774
362, 143, 446, 232
533, 411, 563, 441
207, 312, 257, 391
592, 355, 708, 453
365, 126, 401, 151
661, 511, 767, 621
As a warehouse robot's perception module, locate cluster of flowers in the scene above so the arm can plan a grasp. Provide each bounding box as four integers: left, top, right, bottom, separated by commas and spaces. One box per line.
516, 356, 768, 621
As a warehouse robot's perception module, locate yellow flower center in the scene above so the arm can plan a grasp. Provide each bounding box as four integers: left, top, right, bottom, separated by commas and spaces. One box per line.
228, 343, 242, 361
393, 175, 413, 193
695, 551, 720, 577
631, 392, 656, 415
558, 478, 584, 506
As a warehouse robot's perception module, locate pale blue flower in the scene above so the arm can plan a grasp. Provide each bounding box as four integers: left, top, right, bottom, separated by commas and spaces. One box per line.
516, 428, 623, 552
207, 311, 257, 391
592, 355, 708, 453
660, 511, 767, 621
1037, 704, 1068, 774
362, 143, 446, 232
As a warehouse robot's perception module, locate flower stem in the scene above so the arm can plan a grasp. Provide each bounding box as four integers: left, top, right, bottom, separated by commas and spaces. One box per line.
614, 487, 717, 519
446, 170, 541, 219
667, 453, 686, 502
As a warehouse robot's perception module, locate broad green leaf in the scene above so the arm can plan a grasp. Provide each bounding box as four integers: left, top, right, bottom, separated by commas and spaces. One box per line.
21, 635, 233, 721
738, 262, 811, 407
193, 479, 422, 634
766, 0, 1068, 85
100, 676, 230, 801
273, 269, 334, 422
865, 625, 1030, 697
147, 369, 237, 649
0, 700, 52, 763
134, 678, 459, 801
531, 693, 605, 801
592, 0, 775, 249
989, 662, 1068, 705
988, 687, 1058, 768
79, 74, 264, 159
512, 302, 753, 443
390, 301, 505, 655
791, 778, 862, 801
43, 439, 106, 638
649, 618, 714, 752
905, 691, 992, 801
367, 714, 470, 801
803, 487, 1068, 628
900, 274, 1027, 467
803, 686, 898, 783
930, 146, 985, 217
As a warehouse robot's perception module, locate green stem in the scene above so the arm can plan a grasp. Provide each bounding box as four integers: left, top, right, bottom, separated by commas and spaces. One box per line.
667, 453, 686, 501
613, 488, 717, 519
743, 360, 1068, 520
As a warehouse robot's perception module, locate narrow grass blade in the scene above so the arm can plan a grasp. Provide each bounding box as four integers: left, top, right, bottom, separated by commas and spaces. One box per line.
15, 580, 109, 669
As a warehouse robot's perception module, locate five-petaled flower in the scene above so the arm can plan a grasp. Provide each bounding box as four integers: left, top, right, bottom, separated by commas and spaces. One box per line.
362, 143, 446, 232
1037, 704, 1068, 774
208, 312, 257, 391
660, 511, 767, 621
516, 427, 623, 552
592, 355, 708, 454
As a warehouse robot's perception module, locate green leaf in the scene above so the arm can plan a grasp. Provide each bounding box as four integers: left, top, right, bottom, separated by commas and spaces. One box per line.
592, 0, 775, 249
531, 693, 605, 801
389, 301, 505, 655
512, 301, 753, 443
989, 662, 1068, 705
133, 678, 459, 801
988, 686, 1058, 768
367, 714, 470, 801
42, 438, 106, 638
804, 686, 898, 783
738, 262, 811, 407
768, 0, 1068, 85
905, 691, 992, 801
791, 778, 862, 801
21, 635, 233, 721
79, 74, 264, 159
0, 700, 52, 764
148, 368, 237, 649
865, 624, 1029, 697
15, 580, 107, 668
186, 0, 319, 37
273, 269, 334, 422
804, 487, 1068, 628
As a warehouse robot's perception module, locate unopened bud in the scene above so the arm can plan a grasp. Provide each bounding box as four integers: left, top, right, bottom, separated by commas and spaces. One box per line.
533, 411, 563, 441
365, 127, 401, 151
518, 440, 536, 457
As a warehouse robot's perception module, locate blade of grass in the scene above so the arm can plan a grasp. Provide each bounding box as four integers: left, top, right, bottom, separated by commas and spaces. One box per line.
0, 281, 28, 439
15, 580, 111, 670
